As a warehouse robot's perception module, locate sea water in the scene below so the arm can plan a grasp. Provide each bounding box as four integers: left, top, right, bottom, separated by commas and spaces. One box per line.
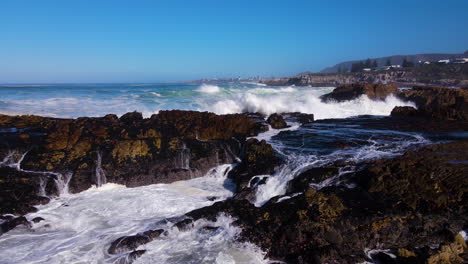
0, 82, 414, 119
0, 82, 430, 263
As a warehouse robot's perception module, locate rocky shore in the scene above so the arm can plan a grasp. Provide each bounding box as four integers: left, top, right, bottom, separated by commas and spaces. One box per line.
261, 64, 468, 88
1, 84, 467, 263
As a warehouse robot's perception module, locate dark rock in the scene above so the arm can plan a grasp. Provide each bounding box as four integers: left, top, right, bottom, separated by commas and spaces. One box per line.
0, 110, 269, 211
320, 83, 398, 102
283, 112, 314, 125
267, 114, 288, 129
31, 217, 45, 223
119, 111, 143, 124
228, 138, 281, 192
0, 216, 30, 234
174, 218, 194, 231
0, 167, 53, 216
390, 106, 419, 117
108, 229, 164, 254
184, 140, 468, 263
114, 250, 147, 264
397, 86, 468, 120
359, 140, 468, 212
287, 166, 340, 193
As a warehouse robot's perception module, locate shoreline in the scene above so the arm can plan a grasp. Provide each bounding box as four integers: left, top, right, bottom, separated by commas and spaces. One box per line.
0, 83, 467, 263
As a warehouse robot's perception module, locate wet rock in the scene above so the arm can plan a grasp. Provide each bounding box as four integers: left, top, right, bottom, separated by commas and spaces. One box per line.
184, 140, 468, 263
108, 229, 164, 254
119, 111, 143, 124
320, 83, 398, 102
0, 216, 30, 234
114, 250, 147, 264
267, 114, 288, 129
0, 110, 268, 195
390, 106, 419, 117
228, 138, 281, 193
31, 217, 45, 223
174, 218, 194, 231
283, 112, 314, 125
426, 234, 467, 264
397, 86, 468, 120
0, 167, 53, 216
287, 166, 340, 193
361, 140, 468, 211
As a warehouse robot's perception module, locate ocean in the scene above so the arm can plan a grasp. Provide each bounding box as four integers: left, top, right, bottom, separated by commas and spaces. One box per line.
0, 82, 439, 264
0, 82, 414, 119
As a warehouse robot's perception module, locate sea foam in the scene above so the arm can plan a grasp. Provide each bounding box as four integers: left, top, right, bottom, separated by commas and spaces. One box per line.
197, 84, 222, 93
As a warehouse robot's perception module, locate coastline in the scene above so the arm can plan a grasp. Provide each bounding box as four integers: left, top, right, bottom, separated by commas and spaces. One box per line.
0, 84, 467, 263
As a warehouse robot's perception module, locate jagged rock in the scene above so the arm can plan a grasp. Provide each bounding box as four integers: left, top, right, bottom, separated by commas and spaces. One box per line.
184, 141, 468, 263
228, 138, 281, 193
320, 83, 398, 102
119, 111, 143, 124
283, 112, 314, 125
390, 106, 419, 117
31, 217, 45, 223
287, 166, 340, 193
426, 234, 467, 264
267, 114, 288, 129
174, 218, 194, 231
108, 229, 164, 254
0, 167, 54, 215
359, 140, 468, 211
397, 86, 468, 120
0, 111, 269, 194
0, 216, 30, 234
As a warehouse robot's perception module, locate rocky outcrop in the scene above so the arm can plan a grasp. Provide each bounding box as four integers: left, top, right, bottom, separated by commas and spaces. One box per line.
320, 83, 398, 102
0, 111, 268, 218
183, 141, 468, 263
266, 114, 288, 129
390, 106, 419, 117
396, 86, 468, 120
0, 167, 57, 216
227, 138, 281, 200
108, 229, 164, 254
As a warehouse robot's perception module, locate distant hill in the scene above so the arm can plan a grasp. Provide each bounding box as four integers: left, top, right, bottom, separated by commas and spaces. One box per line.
321, 51, 468, 73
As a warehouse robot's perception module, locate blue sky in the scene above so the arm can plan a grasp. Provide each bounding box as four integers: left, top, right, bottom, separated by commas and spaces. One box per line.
1, 0, 467, 83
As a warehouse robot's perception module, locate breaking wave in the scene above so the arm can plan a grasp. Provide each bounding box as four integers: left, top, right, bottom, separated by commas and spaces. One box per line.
210, 93, 415, 119
197, 84, 222, 93
0, 82, 415, 120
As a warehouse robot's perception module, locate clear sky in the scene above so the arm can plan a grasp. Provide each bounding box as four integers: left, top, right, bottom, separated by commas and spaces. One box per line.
1, 0, 468, 83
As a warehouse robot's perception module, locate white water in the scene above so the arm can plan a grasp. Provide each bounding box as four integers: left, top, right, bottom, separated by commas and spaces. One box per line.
211, 91, 415, 119
0, 164, 268, 264
253, 132, 429, 206
197, 84, 222, 93
95, 151, 107, 187
0, 83, 415, 120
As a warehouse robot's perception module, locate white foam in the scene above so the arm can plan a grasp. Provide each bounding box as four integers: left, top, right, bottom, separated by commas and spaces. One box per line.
197, 84, 222, 93
253, 132, 429, 206
0, 164, 267, 263
210, 91, 415, 120
135, 214, 268, 264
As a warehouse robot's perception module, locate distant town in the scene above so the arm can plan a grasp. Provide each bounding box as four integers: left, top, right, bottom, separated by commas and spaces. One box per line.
346, 56, 468, 73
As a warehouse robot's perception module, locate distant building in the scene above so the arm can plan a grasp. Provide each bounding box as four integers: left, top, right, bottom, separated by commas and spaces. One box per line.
362, 68, 372, 72
418, 60, 431, 65
376, 65, 401, 71
438, 59, 450, 64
